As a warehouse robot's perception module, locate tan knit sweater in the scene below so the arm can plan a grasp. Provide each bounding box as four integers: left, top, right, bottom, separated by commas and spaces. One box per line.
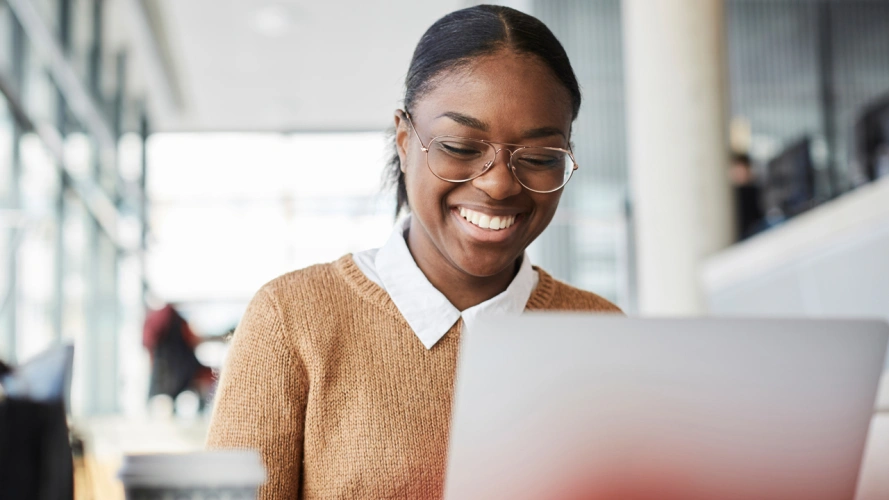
206, 254, 621, 499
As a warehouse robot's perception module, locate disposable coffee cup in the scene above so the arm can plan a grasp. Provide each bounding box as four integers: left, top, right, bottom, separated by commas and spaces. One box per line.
118, 449, 266, 500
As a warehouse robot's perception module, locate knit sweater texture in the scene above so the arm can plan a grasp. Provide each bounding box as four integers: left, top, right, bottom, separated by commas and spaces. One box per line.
206, 254, 621, 499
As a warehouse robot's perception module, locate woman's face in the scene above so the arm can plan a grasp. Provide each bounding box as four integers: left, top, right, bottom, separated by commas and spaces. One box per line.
395, 50, 574, 279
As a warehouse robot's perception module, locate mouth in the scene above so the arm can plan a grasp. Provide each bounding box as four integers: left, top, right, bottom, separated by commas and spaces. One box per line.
452, 206, 525, 243
458, 207, 517, 230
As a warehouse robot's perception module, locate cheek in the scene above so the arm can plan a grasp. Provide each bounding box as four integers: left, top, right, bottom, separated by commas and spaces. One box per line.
404, 154, 447, 215
528, 192, 563, 232
401, 147, 423, 206
534, 191, 563, 216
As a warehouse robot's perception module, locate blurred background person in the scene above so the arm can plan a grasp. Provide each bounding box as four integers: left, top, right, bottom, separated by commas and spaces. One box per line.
142, 303, 212, 414
728, 152, 764, 240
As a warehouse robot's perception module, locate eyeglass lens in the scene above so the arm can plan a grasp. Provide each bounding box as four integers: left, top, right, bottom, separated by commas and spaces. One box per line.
427, 137, 574, 192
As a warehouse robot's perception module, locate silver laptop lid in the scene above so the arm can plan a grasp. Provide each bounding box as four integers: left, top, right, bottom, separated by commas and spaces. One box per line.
444, 315, 888, 500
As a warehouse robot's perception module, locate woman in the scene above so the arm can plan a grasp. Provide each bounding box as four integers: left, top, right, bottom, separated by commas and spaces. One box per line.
207, 5, 620, 499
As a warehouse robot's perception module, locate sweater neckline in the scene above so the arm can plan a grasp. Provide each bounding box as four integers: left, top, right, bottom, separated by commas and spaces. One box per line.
335, 254, 557, 315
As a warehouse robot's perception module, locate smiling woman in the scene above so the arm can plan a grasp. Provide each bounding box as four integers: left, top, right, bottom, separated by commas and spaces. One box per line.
206, 5, 621, 499
393, 49, 579, 310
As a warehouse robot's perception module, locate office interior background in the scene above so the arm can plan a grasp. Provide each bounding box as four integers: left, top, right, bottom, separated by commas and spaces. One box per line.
1, 0, 888, 497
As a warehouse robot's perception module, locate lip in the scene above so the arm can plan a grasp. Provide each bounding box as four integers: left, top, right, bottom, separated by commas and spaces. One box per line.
451, 206, 525, 243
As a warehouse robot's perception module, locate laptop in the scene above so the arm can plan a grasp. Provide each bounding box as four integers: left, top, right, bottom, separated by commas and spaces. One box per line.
444, 315, 888, 500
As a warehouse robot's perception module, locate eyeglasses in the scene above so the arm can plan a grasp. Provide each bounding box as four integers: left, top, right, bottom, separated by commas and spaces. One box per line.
402, 111, 578, 194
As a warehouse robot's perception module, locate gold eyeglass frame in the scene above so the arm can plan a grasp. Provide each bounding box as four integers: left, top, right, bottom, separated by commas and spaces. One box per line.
401, 110, 579, 194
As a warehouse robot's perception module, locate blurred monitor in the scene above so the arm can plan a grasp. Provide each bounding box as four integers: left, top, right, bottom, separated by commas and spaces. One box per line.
763, 137, 816, 218
0, 344, 74, 405
0, 344, 75, 499
853, 94, 889, 184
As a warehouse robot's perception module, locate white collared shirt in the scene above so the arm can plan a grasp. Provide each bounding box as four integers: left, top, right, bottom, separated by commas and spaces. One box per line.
352, 216, 539, 349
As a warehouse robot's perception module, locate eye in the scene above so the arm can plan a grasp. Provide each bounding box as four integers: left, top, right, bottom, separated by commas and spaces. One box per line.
435, 140, 486, 160
514, 150, 565, 171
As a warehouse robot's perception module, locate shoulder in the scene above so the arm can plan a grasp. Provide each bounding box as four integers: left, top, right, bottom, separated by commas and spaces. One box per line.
231, 257, 361, 358
232, 260, 346, 343
265, 255, 353, 290
255, 256, 358, 316
250, 254, 397, 329
531, 267, 623, 314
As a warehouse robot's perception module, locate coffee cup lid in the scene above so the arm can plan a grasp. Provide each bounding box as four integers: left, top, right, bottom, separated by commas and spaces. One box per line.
118, 449, 266, 487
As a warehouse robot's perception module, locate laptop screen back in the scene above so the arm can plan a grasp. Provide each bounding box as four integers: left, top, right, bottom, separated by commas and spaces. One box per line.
444, 315, 888, 500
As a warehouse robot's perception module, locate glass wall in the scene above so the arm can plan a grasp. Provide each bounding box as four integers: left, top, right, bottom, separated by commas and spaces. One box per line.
145, 132, 394, 331
0, 0, 12, 76
0, 96, 15, 362
0, 0, 150, 416
726, 0, 889, 197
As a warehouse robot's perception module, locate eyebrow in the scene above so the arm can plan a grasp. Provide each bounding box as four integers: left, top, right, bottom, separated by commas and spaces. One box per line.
436, 111, 567, 141
522, 126, 567, 140
437, 111, 489, 131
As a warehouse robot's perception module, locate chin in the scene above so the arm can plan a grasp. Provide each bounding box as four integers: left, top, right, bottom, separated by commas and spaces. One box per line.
451, 250, 520, 278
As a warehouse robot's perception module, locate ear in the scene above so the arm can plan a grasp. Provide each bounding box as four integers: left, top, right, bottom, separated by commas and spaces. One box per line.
394, 110, 410, 173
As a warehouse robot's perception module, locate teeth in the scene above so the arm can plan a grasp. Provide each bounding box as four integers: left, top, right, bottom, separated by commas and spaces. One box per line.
459, 208, 516, 231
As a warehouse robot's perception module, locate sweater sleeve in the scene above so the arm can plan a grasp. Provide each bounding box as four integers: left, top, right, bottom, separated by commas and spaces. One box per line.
206, 285, 306, 499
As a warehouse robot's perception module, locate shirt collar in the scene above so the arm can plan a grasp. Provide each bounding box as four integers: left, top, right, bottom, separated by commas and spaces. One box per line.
375, 216, 538, 349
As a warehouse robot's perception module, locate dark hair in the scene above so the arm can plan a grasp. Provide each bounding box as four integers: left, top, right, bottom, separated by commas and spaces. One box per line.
385, 5, 582, 217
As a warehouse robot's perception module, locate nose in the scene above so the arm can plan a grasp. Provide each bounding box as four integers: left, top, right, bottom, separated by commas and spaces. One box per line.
470, 148, 523, 200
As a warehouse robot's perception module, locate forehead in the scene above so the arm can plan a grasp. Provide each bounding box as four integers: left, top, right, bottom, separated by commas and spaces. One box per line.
412, 51, 574, 134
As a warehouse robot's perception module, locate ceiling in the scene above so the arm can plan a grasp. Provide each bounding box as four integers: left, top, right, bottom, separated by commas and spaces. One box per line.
148, 0, 469, 132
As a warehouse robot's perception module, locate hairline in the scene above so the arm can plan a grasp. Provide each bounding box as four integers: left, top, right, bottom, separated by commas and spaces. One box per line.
405, 47, 578, 121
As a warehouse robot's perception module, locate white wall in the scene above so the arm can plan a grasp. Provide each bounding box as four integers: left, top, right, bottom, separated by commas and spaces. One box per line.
702, 177, 889, 330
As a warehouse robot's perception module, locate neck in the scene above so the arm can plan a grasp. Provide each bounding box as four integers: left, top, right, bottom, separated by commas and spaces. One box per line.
406, 223, 519, 312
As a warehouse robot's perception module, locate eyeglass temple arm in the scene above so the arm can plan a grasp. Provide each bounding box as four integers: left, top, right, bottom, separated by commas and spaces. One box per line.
401, 110, 429, 152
